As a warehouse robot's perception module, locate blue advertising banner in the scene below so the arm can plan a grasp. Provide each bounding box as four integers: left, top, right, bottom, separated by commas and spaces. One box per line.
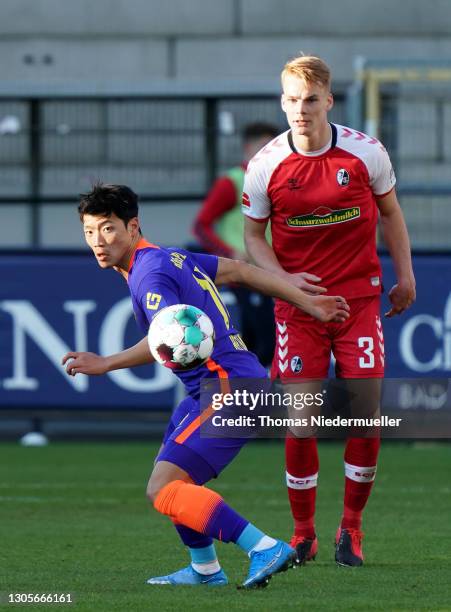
0, 253, 450, 411
381, 255, 451, 377
0, 254, 176, 410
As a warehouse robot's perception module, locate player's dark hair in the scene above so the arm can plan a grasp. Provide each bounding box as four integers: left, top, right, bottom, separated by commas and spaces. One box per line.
78, 182, 139, 227
242, 122, 279, 143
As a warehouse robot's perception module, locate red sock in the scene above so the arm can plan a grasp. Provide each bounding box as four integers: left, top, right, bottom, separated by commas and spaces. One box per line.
285, 436, 318, 539
342, 437, 380, 530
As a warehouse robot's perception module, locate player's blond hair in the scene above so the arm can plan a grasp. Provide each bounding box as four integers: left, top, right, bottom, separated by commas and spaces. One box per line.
281, 55, 331, 90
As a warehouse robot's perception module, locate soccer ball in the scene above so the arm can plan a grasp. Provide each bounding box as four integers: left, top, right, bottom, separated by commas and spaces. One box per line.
147, 304, 215, 370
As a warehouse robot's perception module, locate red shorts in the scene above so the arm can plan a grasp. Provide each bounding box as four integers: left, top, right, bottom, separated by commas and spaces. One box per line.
271, 296, 384, 380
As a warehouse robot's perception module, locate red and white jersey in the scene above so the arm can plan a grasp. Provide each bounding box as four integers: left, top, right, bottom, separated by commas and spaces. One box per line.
242, 123, 396, 299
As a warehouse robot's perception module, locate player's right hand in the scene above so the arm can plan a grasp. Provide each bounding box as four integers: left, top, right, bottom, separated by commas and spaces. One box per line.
309, 295, 350, 323
231, 249, 249, 262
286, 272, 327, 295
62, 351, 109, 376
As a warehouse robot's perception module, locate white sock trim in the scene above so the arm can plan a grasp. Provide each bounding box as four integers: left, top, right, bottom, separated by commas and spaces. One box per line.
286, 471, 318, 490
344, 462, 377, 483
191, 560, 221, 575
249, 535, 278, 556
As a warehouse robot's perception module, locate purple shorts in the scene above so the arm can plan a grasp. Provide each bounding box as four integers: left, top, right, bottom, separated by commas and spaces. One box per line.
157, 395, 248, 485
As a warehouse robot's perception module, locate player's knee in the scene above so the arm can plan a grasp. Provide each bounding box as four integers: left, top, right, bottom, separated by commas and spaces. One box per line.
146, 479, 156, 503
146, 461, 169, 503
146, 474, 166, 504
146, 472, 179, 505
147, 461, 194, 507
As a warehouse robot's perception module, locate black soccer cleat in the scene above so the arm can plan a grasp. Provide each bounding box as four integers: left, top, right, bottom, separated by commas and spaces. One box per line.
290, 535, 318, 565
335, 527, 364, 567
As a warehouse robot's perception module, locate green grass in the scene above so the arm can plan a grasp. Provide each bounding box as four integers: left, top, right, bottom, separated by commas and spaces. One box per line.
1, 441, 450, 611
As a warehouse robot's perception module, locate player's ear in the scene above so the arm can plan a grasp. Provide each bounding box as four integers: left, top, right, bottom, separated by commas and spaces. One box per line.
128, 217, 140, 236
280, 94, 287, 113
326, 92, 334, 112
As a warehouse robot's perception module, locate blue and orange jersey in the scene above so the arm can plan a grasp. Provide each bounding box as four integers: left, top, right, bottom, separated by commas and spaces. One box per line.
127, 238, 267, 397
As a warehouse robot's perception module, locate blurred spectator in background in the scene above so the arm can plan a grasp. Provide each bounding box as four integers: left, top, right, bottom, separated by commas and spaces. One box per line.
192, 122, 279, 366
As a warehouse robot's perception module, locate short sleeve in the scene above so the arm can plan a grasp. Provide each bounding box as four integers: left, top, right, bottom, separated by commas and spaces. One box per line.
189, 252, 219, 280
242, 159, 271, 220
370, 146, 396, 196
136, 271, 181, 325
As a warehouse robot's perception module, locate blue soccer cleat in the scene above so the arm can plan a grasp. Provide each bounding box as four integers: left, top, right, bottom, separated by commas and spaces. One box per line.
241, 540, 296, 589
146, 564, 228, 586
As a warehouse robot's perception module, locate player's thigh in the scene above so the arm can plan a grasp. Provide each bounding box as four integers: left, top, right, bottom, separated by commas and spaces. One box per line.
332, 378, 382, 420
332, 297, 383, 429
283, 379, 324, 437
160, 396, 195, 447
333, 296, 385, 379
271, 314, 332, 380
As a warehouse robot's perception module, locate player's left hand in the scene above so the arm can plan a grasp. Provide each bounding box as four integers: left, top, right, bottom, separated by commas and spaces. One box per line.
62, 351, 109, 376
385, 281, 416, 318
309, 295, 350, 323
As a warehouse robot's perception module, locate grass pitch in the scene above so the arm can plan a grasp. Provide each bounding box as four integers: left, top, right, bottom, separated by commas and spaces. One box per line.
1, 440, 450, 611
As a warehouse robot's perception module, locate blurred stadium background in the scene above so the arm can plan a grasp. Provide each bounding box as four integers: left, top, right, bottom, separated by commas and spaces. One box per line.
1, 3, 451, 609
0, 0, 451, 435
1, 0, 450, 437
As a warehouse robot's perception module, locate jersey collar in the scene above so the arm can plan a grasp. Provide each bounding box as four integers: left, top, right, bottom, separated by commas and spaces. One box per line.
288, 123, 337, 156
127, 237, 159, 273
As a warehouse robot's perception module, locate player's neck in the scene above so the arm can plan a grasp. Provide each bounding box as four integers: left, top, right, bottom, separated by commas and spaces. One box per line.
114, 234, 142, 280
292, 122, 331, 153
114, 265, 128, 280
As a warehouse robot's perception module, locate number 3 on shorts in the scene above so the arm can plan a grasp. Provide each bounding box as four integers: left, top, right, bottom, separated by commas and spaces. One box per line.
358, 336, 375, 369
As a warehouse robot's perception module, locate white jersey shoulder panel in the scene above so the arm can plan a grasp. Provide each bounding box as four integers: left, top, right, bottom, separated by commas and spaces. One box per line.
334, 123, 396, 196
242, 130, 292, 219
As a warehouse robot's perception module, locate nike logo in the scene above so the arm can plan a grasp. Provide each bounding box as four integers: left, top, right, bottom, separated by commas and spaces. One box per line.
202, 574, 220, 583
263, 546, 283, 570
244, 544, 285, 585
174, 413, 190, 430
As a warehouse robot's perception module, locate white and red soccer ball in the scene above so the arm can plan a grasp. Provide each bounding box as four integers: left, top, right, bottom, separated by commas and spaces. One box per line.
147, 304, 215, 370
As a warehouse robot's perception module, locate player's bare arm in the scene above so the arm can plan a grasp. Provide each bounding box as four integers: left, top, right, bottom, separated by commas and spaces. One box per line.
215, 257, 349, 323
244, 216, 326, 295
62, 336, 154, 376
377, 190, 416, 318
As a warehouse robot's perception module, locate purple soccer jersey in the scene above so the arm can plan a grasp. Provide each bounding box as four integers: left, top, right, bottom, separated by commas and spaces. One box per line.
127, 239, 267, 397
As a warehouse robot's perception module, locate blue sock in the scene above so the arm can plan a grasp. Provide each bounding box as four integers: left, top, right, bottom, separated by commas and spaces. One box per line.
189, 543, 217, 565
236, 523, 266, 554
